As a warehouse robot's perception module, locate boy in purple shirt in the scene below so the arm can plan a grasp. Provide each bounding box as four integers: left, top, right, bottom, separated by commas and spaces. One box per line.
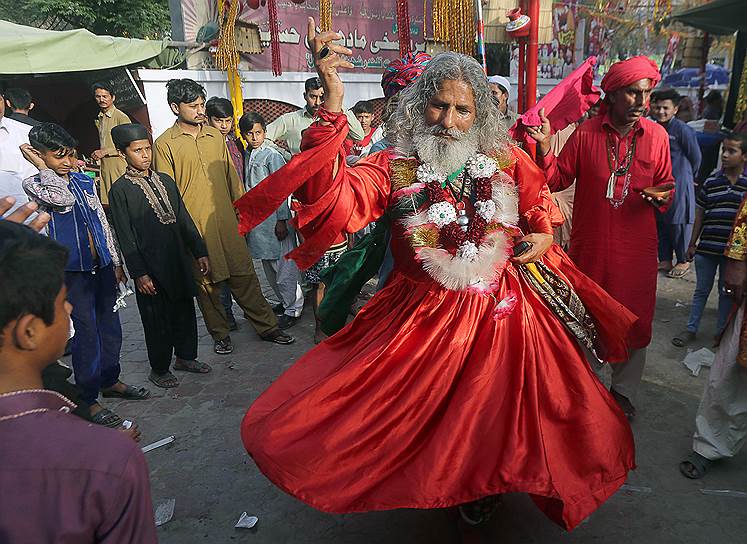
0, 220, 157, 543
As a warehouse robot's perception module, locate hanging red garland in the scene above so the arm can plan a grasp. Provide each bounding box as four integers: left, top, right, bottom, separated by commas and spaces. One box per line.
267, 0, 282, 75
396, 0, 412, 57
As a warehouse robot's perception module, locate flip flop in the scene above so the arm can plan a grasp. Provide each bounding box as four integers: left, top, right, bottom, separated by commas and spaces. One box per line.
149, 371, 180, 388
101, 384, 151, 400
668, 266, 690, 278
679, 452, 712, 479
672, 330, 696, 347
173, 359, 212, 374
90, 408, 124, 428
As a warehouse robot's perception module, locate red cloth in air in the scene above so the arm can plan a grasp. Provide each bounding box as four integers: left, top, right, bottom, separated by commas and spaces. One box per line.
240, 111, 637, 531
510, 56, 601, 145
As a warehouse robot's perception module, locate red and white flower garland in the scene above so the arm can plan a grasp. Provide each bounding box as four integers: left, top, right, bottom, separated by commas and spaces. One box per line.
397, 154, 520, 293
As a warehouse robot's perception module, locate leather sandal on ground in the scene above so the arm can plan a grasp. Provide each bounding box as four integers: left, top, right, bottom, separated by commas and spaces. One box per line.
101, 384, 151, 400
149, 371, 180, 388
667, 265, 690, 278
672, 330, 696, 347
679, 452, 712, 479
90, 408, 124, 428
173, 359, 212, 374
261, 329, 295, 345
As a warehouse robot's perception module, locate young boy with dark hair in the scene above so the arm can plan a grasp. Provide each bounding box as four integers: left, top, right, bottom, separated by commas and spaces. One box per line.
0, 220, 157, 543
21, 123, 149, 428
206, 96, 244, 183
650, 88, 702, 278
154, 79, 293, 355
344, 100, 377, 161
109, 123, 212, 388
674, 132, 747, 347
239, 112, 303, 329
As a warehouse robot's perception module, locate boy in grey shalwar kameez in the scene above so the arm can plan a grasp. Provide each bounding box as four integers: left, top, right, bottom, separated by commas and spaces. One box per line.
240, 112, 304, 330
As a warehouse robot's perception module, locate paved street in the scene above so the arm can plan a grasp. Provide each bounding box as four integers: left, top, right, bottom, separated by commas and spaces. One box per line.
80, 265, 747, 543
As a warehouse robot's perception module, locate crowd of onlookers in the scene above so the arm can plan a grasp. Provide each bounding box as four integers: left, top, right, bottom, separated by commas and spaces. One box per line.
1, 61, 746, 540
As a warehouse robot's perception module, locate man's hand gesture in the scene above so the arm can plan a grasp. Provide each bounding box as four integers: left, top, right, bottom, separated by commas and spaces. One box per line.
525, 108, 553, 157
307, 17, 353, 114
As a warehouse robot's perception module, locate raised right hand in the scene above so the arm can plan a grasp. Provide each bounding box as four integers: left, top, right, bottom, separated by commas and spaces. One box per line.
307, 17, 353, 113
19, 143, 47, 171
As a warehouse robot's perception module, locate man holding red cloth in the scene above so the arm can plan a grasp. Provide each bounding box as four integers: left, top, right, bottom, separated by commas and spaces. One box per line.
528, 56, 675, 419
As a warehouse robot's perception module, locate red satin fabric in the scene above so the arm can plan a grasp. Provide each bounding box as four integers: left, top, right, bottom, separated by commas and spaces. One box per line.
241, 133, 637, 530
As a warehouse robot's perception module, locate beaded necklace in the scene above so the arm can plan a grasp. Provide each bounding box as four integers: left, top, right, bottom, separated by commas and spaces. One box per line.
605, 131, 638, 208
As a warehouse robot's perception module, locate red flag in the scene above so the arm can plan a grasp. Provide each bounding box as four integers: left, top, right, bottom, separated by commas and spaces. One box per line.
510, 56, 601, 145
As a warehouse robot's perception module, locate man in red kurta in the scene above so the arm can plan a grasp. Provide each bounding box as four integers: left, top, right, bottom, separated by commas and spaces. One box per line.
528, 57, 674, 419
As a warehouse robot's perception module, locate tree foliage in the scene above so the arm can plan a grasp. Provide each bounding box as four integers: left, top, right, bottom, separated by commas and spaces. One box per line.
0, 0, 171, 39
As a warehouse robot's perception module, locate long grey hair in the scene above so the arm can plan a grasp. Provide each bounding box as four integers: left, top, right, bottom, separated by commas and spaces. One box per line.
386, 52, 509, 164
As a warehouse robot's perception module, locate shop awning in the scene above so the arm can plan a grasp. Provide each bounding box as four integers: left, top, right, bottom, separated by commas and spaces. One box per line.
670, 0, 747, 35
0, 20, 166, 74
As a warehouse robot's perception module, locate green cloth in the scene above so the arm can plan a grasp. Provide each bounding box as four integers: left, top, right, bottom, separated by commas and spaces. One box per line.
318, 220, 390, 336
0, 21, 165, 74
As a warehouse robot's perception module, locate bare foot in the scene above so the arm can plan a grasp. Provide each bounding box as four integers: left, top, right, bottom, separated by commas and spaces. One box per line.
658, 261, 673, 272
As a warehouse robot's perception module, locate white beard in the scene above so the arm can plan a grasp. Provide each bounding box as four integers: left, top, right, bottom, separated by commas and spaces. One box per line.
411, 116, 480, 173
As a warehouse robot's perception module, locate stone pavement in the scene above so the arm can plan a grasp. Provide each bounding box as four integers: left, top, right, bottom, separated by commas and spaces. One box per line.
82, 265, 747, 544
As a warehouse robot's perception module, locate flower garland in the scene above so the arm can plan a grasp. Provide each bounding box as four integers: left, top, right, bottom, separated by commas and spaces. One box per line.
392, 153, 520, 293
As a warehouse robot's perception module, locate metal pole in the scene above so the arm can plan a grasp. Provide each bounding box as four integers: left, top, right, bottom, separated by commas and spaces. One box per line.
526, 0, 539, 111
518, 39, 526, 113
698, 32, 711, 118
474, 0, 487, 73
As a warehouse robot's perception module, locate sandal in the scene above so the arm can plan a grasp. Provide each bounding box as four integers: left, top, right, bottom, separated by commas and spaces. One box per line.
672, 330, 696, 347
679, 452, 712, 479
149, 371, 180, 388
458, 495, 502, 526
173, 359, 212, 374
90, 407, 124, 428
101, 383, 151, 400
667, 265, 690, 279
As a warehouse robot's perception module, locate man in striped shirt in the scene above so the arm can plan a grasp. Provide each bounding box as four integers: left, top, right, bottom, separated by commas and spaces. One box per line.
673, 133, 747, 347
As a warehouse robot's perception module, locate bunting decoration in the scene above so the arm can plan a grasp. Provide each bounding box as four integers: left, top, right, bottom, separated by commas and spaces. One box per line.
396, 0, 412, 57
216, 0, 245, 141
432, 0, 475, 56
215, 0, 240, 70
320, 0, 332, 33
268, 0, 282, 75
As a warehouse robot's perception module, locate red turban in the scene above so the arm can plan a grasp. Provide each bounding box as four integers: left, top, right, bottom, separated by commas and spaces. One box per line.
600, 56, 661, 93
381, 52, 431, 98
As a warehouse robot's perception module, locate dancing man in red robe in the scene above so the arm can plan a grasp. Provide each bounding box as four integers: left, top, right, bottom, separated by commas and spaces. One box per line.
236, 18, 638, 530
528, 56, 675, 420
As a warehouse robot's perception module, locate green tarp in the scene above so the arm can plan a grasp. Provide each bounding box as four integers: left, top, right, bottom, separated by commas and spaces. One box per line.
0, 20, 166, 74
670, 0, 747, 35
